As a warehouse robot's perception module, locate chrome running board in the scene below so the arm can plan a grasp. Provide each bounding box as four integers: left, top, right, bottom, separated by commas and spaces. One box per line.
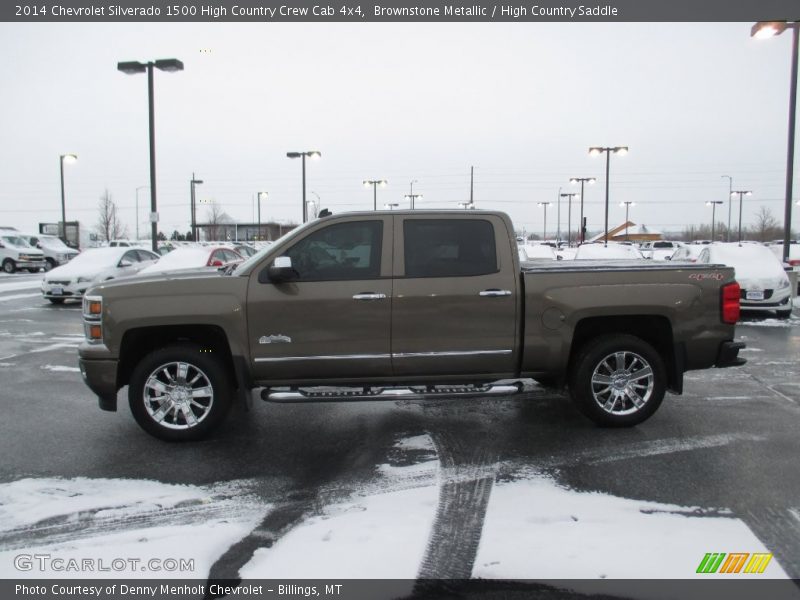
261, 382, 524, 403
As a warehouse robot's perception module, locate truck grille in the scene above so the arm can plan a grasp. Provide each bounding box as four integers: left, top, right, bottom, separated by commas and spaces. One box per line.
48, 280, 72, 286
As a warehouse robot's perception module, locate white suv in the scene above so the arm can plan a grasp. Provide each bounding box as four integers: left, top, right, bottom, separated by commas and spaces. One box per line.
0, 233, 47, 273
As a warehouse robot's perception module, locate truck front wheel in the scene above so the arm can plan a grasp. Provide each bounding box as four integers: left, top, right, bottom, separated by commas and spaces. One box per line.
568, 334, 666, 427
128, 344, 232, 441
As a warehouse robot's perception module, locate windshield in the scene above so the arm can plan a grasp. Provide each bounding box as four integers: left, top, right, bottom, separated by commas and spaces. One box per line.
38, 236, 71, 250
1, 236, 32, 248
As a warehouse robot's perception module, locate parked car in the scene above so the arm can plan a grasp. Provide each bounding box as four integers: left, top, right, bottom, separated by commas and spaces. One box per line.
698, 243, 793, 319
574, 242, 645, 260
0, 233, 46, 273
640, 240, 685, 261
107, 239, 144, 247
520, 244, 558, 261
232, 244, 258, 258
137, 246, 244, 276
41, 247, 159, 304
18, 233, 79, 271
669, 244, 706, 263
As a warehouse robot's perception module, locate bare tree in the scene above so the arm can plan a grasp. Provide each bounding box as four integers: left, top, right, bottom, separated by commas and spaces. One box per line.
95, 189, 128, 242
204, 201, 224, 241
750, 206, 781, 242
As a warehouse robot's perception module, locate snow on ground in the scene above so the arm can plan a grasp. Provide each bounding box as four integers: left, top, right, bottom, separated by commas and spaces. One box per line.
0, 277, 43, 293
0, 293, 40, 302
0, 477, 269, 579
40, 364, 81, 373
474, 476, 789, 589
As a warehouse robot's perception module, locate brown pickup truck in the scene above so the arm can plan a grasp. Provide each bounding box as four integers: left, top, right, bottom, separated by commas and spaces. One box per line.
78, 211, 745, 441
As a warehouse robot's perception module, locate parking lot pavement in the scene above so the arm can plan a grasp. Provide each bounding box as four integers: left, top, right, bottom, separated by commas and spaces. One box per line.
1, 287, 799, 585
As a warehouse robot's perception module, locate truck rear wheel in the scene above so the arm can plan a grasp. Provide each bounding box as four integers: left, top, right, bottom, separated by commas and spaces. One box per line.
128, 344, 232, 441
568, 334, 665, 427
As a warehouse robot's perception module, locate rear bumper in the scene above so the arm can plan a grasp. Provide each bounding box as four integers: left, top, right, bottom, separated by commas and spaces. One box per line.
715, 341, 746, 368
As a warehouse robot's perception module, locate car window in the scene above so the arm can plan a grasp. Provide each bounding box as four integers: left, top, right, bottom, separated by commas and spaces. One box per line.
284, 221, 382, 282
121, 250, 140, 264
136, 250, 157, 262
403, 219, 497, 278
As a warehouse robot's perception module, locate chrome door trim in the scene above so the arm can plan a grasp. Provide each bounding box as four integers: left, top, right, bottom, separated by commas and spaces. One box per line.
479, 289, 512, 297
393, 349, 513, 358
255, 353, 392, 363
353, 293, 387, 300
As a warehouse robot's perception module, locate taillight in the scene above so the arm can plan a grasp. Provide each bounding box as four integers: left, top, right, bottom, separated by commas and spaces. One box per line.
721, 282, 741, 324
789, 259, 800, 267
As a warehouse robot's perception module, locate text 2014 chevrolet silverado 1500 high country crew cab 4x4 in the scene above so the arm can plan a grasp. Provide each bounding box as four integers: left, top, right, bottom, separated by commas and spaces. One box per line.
78, 211, 745, 441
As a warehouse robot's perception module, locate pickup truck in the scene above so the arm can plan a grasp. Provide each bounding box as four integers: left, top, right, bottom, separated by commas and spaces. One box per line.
77, 211, 745, 441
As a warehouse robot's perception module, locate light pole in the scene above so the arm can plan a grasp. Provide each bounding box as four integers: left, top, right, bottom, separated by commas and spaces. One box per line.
118, 58, 184, 252
619, 201, 636, 241
731, 190, 753, 243
570, 177, 596, 244
257, 191, 268, 239
406, 180, 421, 209
752, 21, 799, 262
190, 174, 203, 241
135, 185, 148, 240
363, 180, 387, 210
58, 154, 77, 245
538, 202, 552, 240
707, 200, 724, 242
560, 193, 578, 246
721, 175, 733, 241
286, 150, 321, 224
589, 146, 629, 246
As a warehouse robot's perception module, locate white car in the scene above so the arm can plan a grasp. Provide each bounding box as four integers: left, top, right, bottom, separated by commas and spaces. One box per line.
18, 233, 79, 271
640, 240, 685, 261
137, 246, 244, 276
669, 244, 706, 263
574, 243, 645, 260
1, 233, 46, 273
698, 243, 793, 319
41, 247, 159, 304
520, 244, 558, 261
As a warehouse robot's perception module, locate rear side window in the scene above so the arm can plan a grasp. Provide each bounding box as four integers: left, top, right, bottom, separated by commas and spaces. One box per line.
404, 219, 497, 278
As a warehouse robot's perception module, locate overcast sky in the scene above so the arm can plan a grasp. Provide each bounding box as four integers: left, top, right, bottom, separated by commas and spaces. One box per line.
0, 21, 797, 239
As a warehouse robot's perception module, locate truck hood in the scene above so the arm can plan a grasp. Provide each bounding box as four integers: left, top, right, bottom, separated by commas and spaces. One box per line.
87, 268, 241, 296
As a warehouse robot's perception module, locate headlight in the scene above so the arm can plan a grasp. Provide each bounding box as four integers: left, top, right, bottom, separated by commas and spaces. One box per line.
777, 277, 790, 289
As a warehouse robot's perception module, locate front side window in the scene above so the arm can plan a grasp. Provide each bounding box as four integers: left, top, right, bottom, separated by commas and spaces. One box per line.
404, 219, 497, 278
284, 221, 383, 281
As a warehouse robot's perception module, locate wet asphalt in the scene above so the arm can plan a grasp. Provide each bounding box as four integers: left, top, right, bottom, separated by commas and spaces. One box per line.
0, 273, 799, 585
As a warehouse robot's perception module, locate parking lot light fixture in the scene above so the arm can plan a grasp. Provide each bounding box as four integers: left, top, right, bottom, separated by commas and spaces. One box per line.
287, 151, 321, 223
731, 190, 753, 243
706, 200, 724, 241
363, 179, 388, 211
751, 20, 799, 263
589, 146, 628, 246
59, 154, 77, 245
118, 57, 184, 252
538, 201, 552, 241
570, 177, 596, 243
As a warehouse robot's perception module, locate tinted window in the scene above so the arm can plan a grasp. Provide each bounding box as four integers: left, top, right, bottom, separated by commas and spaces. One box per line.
284, 221, 382, 281
404, 219, 497, 278
136, 250, 158, 262
121, 250, 140, 264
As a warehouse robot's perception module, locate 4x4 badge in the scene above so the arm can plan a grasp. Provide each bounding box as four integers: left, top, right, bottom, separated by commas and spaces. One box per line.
259, 334, 292, 344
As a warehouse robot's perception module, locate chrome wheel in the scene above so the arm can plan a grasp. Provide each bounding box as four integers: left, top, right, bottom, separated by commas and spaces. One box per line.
142, 361, 214, 430
590, 351, 654, 416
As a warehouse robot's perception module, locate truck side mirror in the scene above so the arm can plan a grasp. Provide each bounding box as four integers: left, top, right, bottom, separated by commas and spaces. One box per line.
265, 256, 298, 283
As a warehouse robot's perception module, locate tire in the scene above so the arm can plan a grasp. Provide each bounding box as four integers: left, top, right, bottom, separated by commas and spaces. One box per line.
128, 344, 233, 441
44, 259, 57, 271
47, 298, 65, 304
26, 268, 40, 273
776, 309, 792, 320
568, 334, 666, 427
2, 259, 15, 274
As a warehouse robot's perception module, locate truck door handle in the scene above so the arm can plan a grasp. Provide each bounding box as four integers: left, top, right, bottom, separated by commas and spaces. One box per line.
479, 289, 512, 297
353, 293, 387, 301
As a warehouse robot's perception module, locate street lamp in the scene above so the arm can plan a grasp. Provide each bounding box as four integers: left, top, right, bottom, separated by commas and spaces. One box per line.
135, 185, 148, 240
118, 58, 184, 252
384, 203, 399, 210
363, 180, 387, 211
405, 180, 422, 209
58, 153, 77, 245
538, 202, 552, 240
190, 174, 203, 241
286, 150, 321, 224
458, 202, 475, 210
589, 146, 628, 246
570, 177, 596, 243
731, 190, 753, 243
619, 201, 636, 241
721, 175, 733, 241
560, 193, 579, 246
706, 200, 724, 242
752, 21, 799, 262
257, 191, 268, 239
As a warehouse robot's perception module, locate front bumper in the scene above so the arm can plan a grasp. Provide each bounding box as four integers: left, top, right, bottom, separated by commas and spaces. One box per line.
740, 287, 792, 311
41, 281, 89, 299
715, 341, 746, 368
78, 357, 118, 411
16, 260, 46, 270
